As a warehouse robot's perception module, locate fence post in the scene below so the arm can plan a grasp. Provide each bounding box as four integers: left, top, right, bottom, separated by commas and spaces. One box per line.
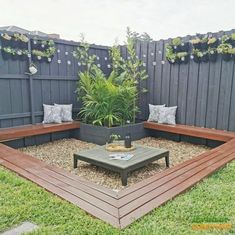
27, 39, 35, 124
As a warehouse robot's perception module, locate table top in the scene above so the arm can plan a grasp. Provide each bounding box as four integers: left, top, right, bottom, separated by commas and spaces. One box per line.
74, 144, 169, 169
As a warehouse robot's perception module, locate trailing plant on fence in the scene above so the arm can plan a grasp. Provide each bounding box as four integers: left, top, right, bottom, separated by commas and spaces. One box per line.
166, 37, 189, 64
0, 32, 56, 62
73, 35, 148, 127
167, 33, 235, 64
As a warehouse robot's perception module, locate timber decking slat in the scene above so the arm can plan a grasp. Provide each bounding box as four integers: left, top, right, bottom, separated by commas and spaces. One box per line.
0, 143, 117, 198
119, 148, 235, 216
0, 146, 118, 211
0, 121, 80, 142
118, 139, 235, 198
118, 144, 235, 207
0, 160, 120, 228
144, 121, 235, 142
26, 168, 119, 217
41, 167, 118, 206
119, 152, 235, 228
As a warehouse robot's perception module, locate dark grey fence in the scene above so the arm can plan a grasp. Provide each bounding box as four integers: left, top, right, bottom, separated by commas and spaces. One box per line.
128, 29, 235, 131
0, 31, 111, 128
1, 29, 235, 132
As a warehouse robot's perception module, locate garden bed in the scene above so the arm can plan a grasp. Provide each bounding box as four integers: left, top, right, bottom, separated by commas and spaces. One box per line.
19, 137, 211, 190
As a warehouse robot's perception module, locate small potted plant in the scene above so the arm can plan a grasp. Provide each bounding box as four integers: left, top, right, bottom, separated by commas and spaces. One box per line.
217, 43, 232, 61
18, 34, 29, 49
166, 44, 177, 64
231, 33, 235, 47
221, 35, 232, 44
228, 48, 235, 60
201, 51, 209, 62
208, 47, 217, 62
190, 37, 201, 49
171, 37, 182, 52
41, 40, 48, 49
32, 49, 45, 61
177, 52, 189, 64
207, 37, 218, 48
200, 36, 208, 50
2, 47, 13, 60
12, 33, 21, 48
1, 33, 12, 47
192, 49, 203, 63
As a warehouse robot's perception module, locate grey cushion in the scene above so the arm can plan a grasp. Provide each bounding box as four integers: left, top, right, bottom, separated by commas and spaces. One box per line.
55, 104, 73, 122
147, 104, 166, 122
43, 104, 62, 124
158, 106, 177, 125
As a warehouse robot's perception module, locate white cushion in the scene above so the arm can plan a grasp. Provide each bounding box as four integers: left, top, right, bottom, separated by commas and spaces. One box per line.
43, 104, 62, 124
55, 104, 73, 122
147, 104, 166, 122
158, 106, 177, 125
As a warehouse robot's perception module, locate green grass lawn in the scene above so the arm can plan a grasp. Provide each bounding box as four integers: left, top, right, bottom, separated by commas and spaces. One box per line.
0, 161, 235, 235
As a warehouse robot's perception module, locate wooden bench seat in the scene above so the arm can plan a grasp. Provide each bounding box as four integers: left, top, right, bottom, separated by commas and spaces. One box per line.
0, 121, 80, 142
143, 121, 235, 142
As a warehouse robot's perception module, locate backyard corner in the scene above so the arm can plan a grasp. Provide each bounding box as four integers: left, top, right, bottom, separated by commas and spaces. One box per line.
0, 19, 235, 235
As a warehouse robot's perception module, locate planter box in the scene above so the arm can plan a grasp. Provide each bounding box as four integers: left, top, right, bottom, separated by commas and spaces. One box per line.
77, 122, 148, 145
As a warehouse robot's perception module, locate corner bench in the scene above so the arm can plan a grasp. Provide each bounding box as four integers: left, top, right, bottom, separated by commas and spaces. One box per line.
143, 121, 235, 142
0, 121, 80, 142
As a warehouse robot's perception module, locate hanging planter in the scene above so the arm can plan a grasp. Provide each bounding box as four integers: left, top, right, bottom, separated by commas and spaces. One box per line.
208, 48, 217, 62
207, 37, 218, 48
171, 37, 182, 53
177, 52, 189, 64
221, 53, 232, 61
1, 33, 12, 47
1, 47, 12, 60
179, 42, 189, 51
193, 55, 201, 63
190, 38, 201, 49
192, 49, 203, 63
200, 37, 208, 50
217, 43, 232, 62
201, 52, 209, 62
231, 34, 235, 47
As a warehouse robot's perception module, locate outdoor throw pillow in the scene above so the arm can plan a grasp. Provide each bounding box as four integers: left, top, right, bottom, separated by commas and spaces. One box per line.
147, 104, 166, 122
55, 104, 73, 122
43, 104, 62, 124
158, 106, 177, 125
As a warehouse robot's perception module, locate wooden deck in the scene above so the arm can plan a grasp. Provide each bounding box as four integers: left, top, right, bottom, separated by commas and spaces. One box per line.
144, 121, 235, 142
1, 137, 235, 228
0, 121, 80, 142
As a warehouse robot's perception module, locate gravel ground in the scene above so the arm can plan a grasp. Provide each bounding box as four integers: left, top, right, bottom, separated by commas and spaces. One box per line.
20, 137, 211, 191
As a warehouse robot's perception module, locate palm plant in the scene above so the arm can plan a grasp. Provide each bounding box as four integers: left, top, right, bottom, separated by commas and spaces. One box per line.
73, 35, 147, 127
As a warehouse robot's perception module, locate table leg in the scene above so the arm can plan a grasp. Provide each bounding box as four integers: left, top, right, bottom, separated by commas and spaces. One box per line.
121, 171, 128, 186
73, 156, 78, 168
165, 155, 170, 168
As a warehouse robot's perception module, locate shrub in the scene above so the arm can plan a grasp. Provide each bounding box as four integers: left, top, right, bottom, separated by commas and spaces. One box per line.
73, 35, 147, 127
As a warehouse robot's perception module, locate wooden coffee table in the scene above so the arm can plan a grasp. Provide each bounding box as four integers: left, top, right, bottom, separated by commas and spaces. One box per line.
73, 145, 169, 186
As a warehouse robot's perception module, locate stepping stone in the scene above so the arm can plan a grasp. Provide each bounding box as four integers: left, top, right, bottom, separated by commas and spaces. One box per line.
1, 222, 38, 235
